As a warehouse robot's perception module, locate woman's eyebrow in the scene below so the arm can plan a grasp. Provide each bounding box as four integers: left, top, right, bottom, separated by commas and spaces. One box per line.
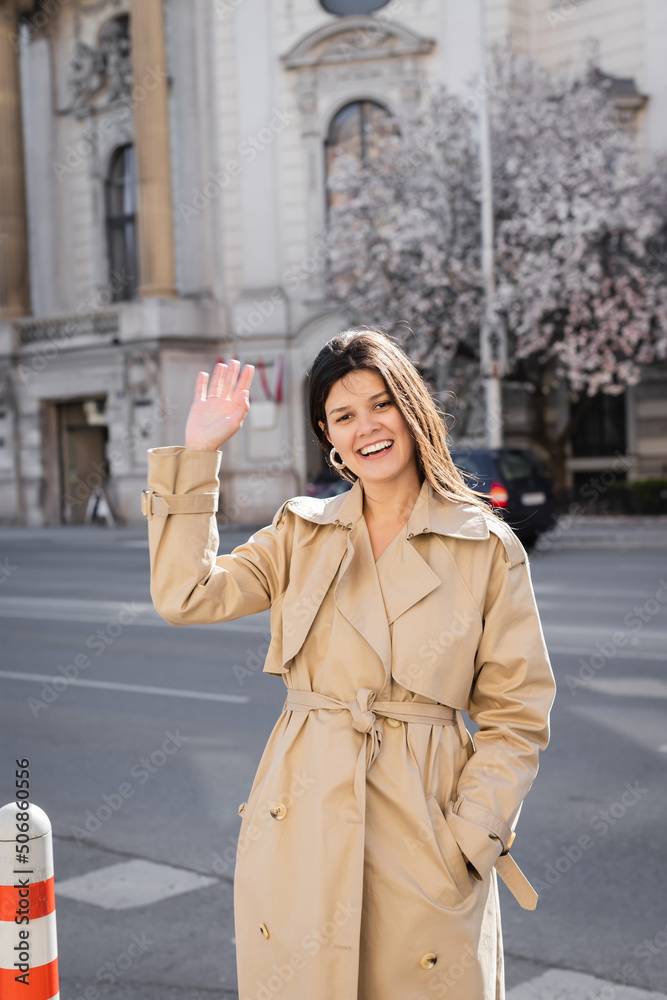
328, 391, 389, 416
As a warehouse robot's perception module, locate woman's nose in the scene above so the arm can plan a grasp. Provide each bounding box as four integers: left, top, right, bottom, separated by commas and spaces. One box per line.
356, 409, 383, 436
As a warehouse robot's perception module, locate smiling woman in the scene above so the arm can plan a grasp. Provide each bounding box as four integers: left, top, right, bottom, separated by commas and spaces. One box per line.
309, 329, 504, 560
142, 328, 556, 1000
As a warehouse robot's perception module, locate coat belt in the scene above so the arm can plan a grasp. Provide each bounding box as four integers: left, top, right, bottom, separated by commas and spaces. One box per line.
283, 686, 457, 772
283, 686, 539, 912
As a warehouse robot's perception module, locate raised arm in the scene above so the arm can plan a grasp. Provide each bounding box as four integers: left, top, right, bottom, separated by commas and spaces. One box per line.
142, 361, 294, 626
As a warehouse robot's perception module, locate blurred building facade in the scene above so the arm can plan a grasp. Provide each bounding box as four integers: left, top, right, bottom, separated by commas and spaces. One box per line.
0, 0, 665, 526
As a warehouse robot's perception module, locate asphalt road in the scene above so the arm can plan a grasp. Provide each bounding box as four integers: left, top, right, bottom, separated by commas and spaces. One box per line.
0, 525, 666, 999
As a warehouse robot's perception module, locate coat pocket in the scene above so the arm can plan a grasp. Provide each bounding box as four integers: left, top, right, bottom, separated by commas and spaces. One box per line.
425, 795, 474, 903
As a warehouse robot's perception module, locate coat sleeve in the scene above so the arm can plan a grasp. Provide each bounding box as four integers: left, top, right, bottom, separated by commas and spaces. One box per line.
143, 446, 294, 626
445, 531, 557, 881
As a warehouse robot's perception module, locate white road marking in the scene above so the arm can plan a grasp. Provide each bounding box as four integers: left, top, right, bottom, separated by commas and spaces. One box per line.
572, 676, 667, 699
0, 671, 249, 703
507, 968, 667, 999
533, 584, 667, 599
548, 646, 667, 662
55, 859, 218, 910
542, 623, 667, 642
0, 596, 270, 632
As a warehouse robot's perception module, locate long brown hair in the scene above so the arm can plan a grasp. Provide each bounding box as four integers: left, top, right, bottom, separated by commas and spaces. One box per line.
308, 328, 503, 517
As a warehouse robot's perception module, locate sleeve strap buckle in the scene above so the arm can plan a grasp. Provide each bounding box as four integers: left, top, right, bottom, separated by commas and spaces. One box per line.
500, 830, 516, 857
141, 489, 156, 519
141, 488, 219, 519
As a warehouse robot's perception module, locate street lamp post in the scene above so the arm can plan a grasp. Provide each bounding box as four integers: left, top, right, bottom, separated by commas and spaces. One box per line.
477, 0, 504, 448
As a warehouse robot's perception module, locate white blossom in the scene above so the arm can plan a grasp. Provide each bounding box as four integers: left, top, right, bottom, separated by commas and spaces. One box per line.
324, 46, 667, 444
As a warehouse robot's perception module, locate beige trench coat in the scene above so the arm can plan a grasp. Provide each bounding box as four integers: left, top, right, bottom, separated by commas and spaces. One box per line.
143, 445, 557, 1000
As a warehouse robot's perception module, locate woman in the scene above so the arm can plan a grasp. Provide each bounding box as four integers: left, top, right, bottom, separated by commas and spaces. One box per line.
142, 329, 556, 1000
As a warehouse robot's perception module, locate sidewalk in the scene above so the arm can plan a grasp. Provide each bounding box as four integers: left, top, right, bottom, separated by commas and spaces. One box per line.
533, 514, 667, 552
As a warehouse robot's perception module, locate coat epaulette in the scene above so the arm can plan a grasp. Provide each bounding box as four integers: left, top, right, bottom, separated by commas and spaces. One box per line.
271, 494, 332, 529
271, 498, 294, 529
486, 515, 527, 569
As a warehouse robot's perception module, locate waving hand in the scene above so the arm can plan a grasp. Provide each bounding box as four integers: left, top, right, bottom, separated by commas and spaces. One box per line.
184, 360, 255, 452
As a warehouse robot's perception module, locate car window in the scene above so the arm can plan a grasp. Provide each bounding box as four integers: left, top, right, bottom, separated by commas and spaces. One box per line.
529, 454, 552, 479
496, 452, 534, 481
451, 453, 488, 478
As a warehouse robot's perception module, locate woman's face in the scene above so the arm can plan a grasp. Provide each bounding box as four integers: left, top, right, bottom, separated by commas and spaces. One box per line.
319, 369, 418, 487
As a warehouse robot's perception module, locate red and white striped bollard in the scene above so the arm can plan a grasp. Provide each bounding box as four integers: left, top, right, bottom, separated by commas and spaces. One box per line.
0, 802, 59, 1000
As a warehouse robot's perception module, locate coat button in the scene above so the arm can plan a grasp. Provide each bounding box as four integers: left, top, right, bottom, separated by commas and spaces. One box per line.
422, 527, 428, 532
238, 801, 247, 816
259, 923, 270, 939
269, 802, 287, 820
407, 532, 414, 539
421, 953, 437, 969
386, 717, 401, 727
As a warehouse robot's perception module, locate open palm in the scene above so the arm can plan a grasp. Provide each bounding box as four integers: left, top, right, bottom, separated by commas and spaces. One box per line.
184, 360, 255, 452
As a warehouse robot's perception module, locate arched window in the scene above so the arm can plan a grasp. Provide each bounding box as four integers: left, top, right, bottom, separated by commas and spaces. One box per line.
324, 99, 395, 211
319, 0, 390, 13
104, 144, 138, 301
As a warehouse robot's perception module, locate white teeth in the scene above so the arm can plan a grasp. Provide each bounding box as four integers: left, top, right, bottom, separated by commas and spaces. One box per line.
360, 440, 393, 456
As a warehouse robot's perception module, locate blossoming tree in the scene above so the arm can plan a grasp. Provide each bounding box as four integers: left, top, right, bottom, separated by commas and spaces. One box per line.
324, 47, 667, 487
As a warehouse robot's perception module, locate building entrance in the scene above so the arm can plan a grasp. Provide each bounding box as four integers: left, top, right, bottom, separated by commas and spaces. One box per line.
43, 397, 112, 525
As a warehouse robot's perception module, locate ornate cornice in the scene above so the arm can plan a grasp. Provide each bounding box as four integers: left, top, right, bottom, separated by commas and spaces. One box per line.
281, 17, 435, 70
68, 12, 132, 111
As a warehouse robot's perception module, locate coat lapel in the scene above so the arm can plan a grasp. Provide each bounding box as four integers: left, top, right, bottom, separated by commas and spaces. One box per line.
334, 516, 392, 684
279, 479, 391, 679
280, 524, 349, 669
378, 475, 491, 621
377, 537, 442, 625
277, 474, 491, 675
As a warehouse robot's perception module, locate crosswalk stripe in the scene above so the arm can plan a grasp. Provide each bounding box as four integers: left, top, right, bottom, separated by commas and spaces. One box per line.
55, 859, 218, 910
507, 968, 667, 999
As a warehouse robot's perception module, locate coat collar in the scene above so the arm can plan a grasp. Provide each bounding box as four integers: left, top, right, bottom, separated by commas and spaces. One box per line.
285, 475, 491, 541
278, 476, 491, 688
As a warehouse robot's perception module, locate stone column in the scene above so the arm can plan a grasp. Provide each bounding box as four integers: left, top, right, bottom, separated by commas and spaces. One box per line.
129, 0, 176, 298
0, 0, 32, 319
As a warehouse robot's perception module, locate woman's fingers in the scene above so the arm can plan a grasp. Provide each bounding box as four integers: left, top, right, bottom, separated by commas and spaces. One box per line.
206, 362, 227, 398
194, 361, 254, 411
222, 359, 240, 399
236, 364, 255, 398
196, 370, 209, 403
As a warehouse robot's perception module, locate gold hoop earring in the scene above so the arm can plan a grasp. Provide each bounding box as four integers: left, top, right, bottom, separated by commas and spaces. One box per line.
329, 445, 346, 471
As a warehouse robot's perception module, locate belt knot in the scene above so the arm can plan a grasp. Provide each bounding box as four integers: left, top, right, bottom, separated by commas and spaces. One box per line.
348, 687, 378, 735
348, 688, 384, 770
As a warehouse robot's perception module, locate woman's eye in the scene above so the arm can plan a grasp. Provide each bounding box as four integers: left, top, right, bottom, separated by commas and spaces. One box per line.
335, 400, 390, 422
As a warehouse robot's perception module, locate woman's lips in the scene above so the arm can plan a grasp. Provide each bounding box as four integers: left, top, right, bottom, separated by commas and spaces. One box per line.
358, 442, 394, 460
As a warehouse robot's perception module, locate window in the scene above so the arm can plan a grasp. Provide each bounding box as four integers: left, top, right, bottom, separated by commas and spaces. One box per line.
450, 452, 493, 481
104, 144, 138, 301
319, 0, 390, 13
570, 392, 626, 457
496, 452, 535, 482
324, 100, 395, 212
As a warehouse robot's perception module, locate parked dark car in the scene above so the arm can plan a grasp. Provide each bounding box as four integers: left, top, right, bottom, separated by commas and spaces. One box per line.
449, 447, 556, 545
306, 447, 555, 545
